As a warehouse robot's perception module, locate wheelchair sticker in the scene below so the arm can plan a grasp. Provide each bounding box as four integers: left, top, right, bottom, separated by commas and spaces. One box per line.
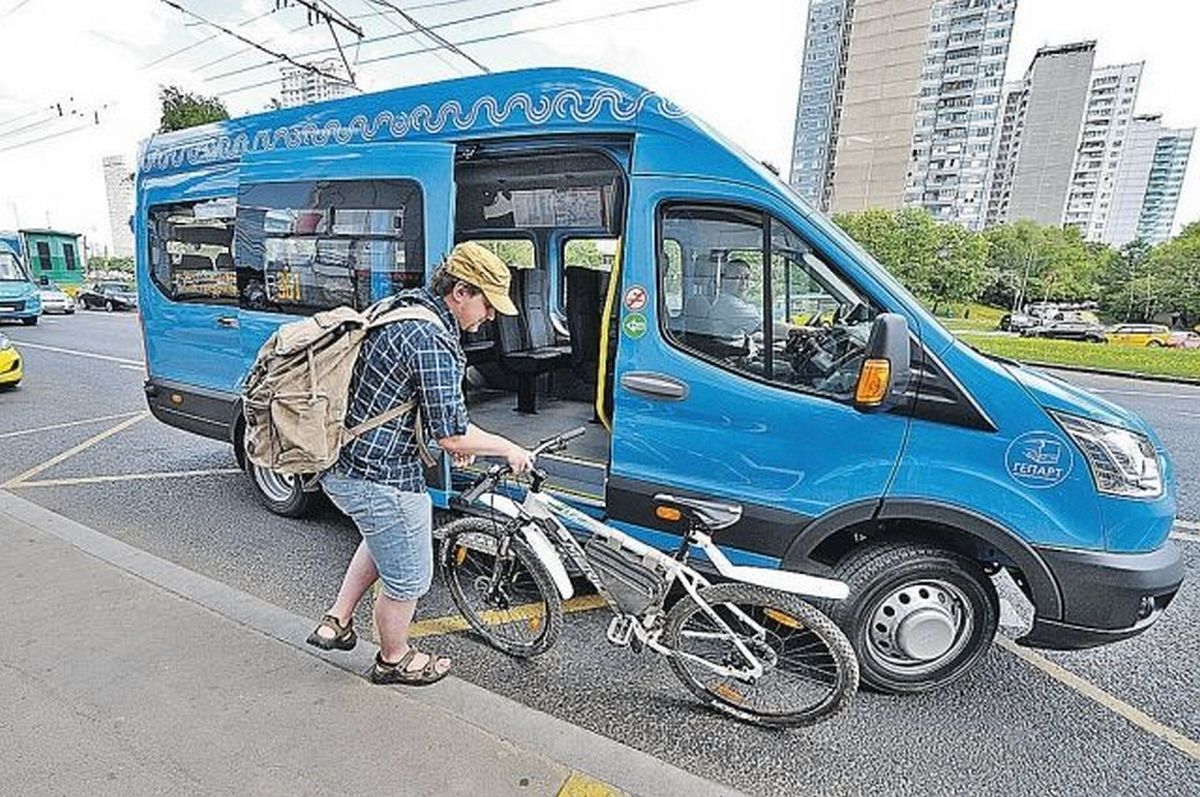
1005, 432, 1074, 489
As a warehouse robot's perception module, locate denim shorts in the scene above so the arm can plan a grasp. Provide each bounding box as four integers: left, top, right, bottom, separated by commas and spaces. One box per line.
320, 471, 433, 601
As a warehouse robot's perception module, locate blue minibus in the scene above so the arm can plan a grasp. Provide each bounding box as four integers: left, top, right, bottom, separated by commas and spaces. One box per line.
0, 233, 42, 325
135, 68, 1182, 693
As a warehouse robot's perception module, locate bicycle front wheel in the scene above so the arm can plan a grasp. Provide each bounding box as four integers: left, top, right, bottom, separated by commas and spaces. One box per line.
662, 583, 859, 728
439, 517, 563, 658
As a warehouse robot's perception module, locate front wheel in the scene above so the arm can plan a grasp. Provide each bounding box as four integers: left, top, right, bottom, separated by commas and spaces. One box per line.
824, 542, 999, 694
21, 316, 37, 326
247, 462, 320, 517
440, 516, 563, 657
662, 583, 859, 728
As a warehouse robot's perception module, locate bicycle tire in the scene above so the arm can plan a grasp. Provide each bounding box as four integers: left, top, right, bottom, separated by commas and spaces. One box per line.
662, 583, 859, 728
439, 516, 563, 658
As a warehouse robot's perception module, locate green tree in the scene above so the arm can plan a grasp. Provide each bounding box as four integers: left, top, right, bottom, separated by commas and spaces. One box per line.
1146, 222, 1200, 326
158, 86, 229, 133
1097, 239, 1152, 322
87, 255, 134, 274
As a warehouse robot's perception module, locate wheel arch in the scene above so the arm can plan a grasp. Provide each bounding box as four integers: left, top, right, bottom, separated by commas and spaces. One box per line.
781, 499, 1063, 620
230, 398, 246, 470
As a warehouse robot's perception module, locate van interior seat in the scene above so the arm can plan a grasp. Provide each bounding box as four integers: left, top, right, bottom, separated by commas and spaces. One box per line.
497, 268, 570, 413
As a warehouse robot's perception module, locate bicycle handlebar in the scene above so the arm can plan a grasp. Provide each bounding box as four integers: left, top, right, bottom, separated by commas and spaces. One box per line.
458, 426, 587, 504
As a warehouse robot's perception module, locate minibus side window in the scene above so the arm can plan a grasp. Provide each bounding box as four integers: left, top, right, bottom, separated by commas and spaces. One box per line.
147, 198, 238, 306
234, 179, 424, 315
658, 203, 877, 400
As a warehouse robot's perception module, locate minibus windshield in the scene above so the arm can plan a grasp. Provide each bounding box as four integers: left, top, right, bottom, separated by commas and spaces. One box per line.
0, 252, 30, 281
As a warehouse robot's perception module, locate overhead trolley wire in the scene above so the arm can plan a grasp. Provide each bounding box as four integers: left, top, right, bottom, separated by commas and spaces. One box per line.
140, 6, 281, 69
364, 0, 490, 73
157, 0, 357, 87
207, 0, 565, 82
214, 0, 700, 97
358, 0, 469, 76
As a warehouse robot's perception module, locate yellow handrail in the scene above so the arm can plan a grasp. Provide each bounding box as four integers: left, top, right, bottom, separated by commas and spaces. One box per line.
594, 238, 622, 431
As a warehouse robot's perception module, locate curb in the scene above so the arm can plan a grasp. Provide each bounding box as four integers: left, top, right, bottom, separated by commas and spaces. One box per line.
0, 489, 743, 797
1025, 361, 1200, 386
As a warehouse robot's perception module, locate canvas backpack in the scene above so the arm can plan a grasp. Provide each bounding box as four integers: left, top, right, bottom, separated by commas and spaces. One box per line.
242, 298, 446, 475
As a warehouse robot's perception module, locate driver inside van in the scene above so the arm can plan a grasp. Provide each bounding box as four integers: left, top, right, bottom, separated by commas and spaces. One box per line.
705, 258, 760, 339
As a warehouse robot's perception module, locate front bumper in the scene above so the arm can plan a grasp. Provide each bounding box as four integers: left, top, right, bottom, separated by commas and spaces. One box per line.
0, 349, 22, 384
1018, 542, 1183, 649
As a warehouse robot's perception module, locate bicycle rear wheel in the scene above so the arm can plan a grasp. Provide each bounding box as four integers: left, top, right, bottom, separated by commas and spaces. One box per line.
439, 517, 563, 657
662, 583, 859, 728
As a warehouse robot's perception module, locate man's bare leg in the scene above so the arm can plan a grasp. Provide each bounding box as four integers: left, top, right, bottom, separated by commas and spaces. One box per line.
315, 541, 377, 641
375, 593, 450, 676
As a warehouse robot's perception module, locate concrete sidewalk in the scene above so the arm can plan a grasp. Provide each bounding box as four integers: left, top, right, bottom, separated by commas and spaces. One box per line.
0, 490, 741, 797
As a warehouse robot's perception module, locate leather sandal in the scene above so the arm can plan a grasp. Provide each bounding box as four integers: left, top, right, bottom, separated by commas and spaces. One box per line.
369, 649, 451, 686
306, 614, 357, 651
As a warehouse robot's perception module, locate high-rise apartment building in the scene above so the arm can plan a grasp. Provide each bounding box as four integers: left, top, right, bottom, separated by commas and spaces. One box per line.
984, 42, 1096, 228
280, 58, 354, 108
789, 0, 851, 208
1137, 127, 1194, 243
1105, 114, 1164, 247
788, 0, 1018, 228
1063, 63, 1143, 241
101, 155, 134, 258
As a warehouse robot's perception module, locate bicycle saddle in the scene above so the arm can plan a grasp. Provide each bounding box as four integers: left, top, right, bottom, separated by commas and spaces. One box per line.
653, 494, 743, 531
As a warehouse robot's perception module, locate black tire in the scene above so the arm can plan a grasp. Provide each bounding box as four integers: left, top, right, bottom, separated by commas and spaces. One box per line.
247, 462, 320, 517
21, 316, 37, 326
104, 300, 114, 312
1147, 340, 1163, 348
823, 542, 998, 695
440, 516, 563, 658
662, 583, 859, 728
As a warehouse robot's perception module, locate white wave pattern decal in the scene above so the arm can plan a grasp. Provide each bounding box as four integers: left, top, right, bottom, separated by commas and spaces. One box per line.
143, 87, 687, 172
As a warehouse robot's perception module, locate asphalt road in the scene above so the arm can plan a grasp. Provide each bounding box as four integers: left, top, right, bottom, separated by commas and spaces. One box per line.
2, 311, 1198, 796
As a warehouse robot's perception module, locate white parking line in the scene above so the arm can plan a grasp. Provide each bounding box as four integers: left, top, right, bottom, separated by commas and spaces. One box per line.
995, 637, 1200, 762
12, 468, 243, 489
119, 364, 145, 372
5, 339, 144, 367
1176, 518, 1200, 531
0, 411, 145, 440
1171, 531, 1200, 544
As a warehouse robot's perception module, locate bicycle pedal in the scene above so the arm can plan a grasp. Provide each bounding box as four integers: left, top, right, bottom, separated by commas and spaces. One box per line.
605, 615, 634, 646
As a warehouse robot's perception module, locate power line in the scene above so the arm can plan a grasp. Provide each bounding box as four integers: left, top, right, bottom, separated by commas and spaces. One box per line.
215, 0, 699, 98
1, 0, 34, 19
364, 0, 489, 73
0, 119, 99, 156
140, 6, 279, 69
358, 0, 468, 76
208, 0, 565, 82
157, 0, 356, 87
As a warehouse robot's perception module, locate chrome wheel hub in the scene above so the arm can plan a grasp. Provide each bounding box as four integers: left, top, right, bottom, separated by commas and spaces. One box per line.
866, 580, 972, 675
253, 465, 297, 503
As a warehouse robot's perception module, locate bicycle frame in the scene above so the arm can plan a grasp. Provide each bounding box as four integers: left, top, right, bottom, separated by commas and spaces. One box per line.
472, 485, 847, 682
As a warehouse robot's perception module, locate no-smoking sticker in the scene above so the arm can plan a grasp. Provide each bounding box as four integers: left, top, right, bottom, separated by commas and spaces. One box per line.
623, 284, 648, 312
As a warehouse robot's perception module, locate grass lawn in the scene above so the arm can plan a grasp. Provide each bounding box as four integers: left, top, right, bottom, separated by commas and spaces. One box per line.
936, 303, 1008, 333
957, 333, 1200, 380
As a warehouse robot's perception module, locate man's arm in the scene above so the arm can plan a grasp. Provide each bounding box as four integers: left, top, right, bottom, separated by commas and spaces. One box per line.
438, 424, 534, 474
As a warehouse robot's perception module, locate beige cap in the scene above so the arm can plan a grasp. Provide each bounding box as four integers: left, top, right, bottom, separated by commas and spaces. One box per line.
443, 242, 518, 316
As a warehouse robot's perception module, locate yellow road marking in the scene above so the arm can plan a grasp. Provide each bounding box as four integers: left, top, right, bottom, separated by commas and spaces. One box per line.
409, 593, 608, 639
2, 413, 148, 488
557, 772, 628, 797
11, 468, 243, 489
0, 411, 144, 440
996, 636, 1200, 762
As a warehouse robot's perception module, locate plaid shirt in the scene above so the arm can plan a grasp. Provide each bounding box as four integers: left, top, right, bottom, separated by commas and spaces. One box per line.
336, 288, 468, 491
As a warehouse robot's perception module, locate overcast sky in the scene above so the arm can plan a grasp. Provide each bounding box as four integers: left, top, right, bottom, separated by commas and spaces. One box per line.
1, 0, 1197, 253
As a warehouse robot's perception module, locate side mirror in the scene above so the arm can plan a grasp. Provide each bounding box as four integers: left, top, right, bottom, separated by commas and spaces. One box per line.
38, 276, 49, 286
854, 313, 911, 412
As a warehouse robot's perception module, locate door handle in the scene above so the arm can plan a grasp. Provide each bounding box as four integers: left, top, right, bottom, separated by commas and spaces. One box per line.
620, 371, 689, 400
216, 315, 239, 329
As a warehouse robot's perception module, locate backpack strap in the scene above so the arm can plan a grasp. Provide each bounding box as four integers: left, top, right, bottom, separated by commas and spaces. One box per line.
367, 302, 446, 332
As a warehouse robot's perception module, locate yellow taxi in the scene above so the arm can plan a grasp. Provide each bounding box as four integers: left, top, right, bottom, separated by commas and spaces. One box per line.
0, 332, 22, 389
1106, 323, 1171, 347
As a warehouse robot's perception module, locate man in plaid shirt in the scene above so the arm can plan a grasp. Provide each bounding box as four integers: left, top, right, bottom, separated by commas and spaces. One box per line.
308, 242, 534, 686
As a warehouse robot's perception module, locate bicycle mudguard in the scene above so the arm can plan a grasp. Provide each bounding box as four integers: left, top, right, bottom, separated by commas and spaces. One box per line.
476, 493, 575, 601
706, 544, 850, 600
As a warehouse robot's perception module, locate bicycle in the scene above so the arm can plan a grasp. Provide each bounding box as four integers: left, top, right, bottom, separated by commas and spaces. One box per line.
438, 427, 860, 728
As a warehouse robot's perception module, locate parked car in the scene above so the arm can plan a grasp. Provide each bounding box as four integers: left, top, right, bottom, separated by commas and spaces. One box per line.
1107, 323, 1170, 347
998, 312, 1037, 333
1167, 330, 1200, 349
37, 279, 76, 314
0, 331, 21, 389
1020, 316, 1107, 343
0, 242, 42, 325
78, 281, 138, 311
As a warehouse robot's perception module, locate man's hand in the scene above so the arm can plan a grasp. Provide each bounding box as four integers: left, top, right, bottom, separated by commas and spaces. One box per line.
505, 443, 536, 475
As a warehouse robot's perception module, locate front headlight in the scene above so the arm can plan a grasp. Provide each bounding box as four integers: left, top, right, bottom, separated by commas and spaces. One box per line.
1052, 412, 1163, 498
0, 333, 10, 351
